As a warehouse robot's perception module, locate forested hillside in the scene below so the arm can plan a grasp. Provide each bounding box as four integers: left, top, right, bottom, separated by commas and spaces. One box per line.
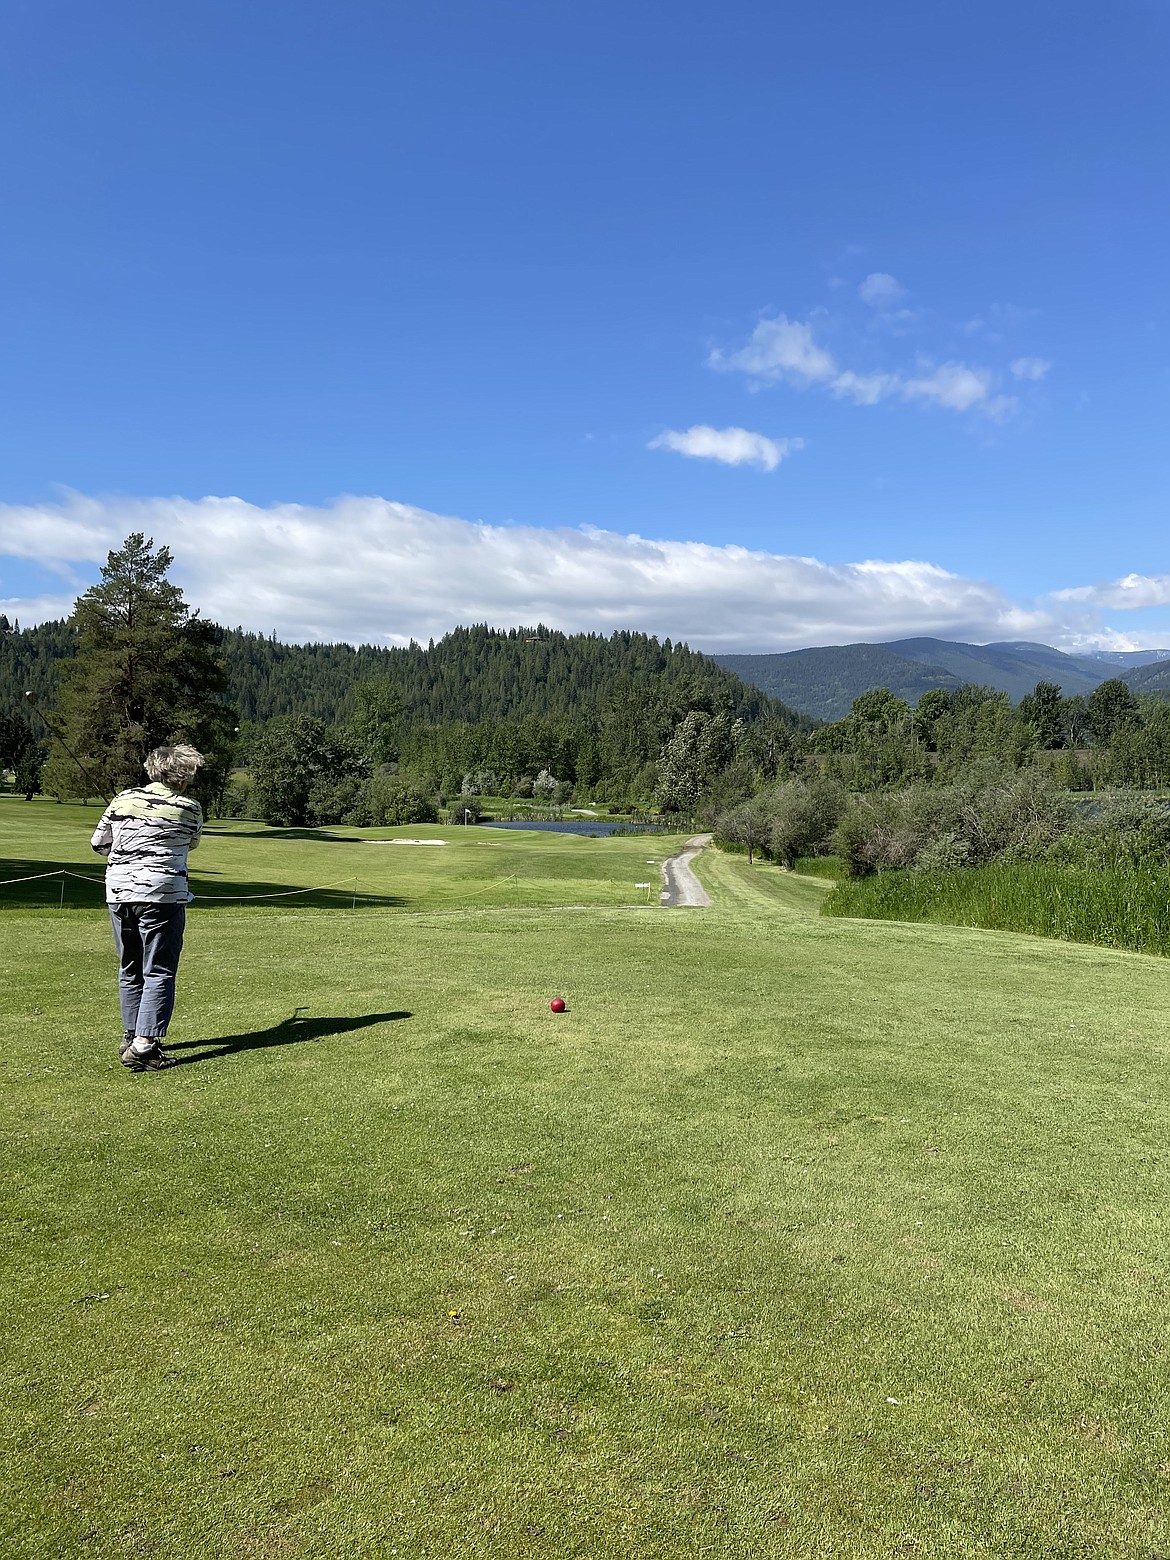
0, 617, 75, 706
2, 617, 810, 809
890, 639, 1112, 698
1, 618, 802, 727
1124, 660, 1170, 697
219, 623, 798, 726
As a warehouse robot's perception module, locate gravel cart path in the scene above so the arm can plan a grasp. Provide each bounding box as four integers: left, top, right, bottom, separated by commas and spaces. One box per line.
659, 834, 713, 907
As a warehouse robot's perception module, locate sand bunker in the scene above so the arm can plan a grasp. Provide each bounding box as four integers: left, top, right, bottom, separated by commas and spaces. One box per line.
366, 839, 449, 846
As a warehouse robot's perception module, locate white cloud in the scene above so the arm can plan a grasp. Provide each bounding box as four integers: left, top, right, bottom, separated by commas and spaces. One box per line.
1052, 573, 1170, 610
711, 314, 1018, 419
647, 425, 802, 472
1010, 356, 1052, 381
0, 490, 1109, 654
708, 315, 837, 385
858, 272, 905, 308
1059, 627, 1170, 652
900, 362, 994, 413
0, 591, 76, 626
834, 360, 1022, 419
829, 369, 901, 406
832, 361, 1016, 418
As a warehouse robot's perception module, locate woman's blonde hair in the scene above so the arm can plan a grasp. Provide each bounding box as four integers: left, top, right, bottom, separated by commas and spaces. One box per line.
144, 743, 204, 789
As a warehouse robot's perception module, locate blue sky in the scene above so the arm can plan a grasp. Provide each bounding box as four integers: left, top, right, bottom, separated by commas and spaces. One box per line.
1, 0, 1167, 650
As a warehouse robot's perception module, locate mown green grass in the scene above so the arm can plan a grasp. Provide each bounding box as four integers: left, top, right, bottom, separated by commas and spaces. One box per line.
825, 861, 1170, 958
0, 797, 685, 913
4, 814, 1170, 1557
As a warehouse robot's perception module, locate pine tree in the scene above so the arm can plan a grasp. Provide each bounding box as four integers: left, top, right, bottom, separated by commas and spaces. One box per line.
0, 711, 43, 798
43, 533, 236, 801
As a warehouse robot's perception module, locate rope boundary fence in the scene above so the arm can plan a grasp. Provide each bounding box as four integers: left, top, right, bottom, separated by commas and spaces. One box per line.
0, 869, 364, 903
1, 870, 647, 912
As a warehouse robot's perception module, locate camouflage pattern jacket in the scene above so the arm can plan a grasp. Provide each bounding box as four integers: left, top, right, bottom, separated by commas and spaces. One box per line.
90, 783, 203, 904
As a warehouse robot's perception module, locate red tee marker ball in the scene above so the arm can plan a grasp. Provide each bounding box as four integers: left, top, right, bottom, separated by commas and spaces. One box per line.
549, 997, 567, 1013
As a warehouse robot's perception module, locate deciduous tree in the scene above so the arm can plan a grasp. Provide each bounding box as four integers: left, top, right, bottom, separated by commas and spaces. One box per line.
1017, 681, 1065, 749
1087, 679, 1140, 745
250, 715, 366, 826
655, 710, 735, 811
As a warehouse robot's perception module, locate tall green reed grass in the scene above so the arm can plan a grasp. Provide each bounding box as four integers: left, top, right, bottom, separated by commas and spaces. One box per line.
824, 861, 1170, 957
791, 854, 842, 880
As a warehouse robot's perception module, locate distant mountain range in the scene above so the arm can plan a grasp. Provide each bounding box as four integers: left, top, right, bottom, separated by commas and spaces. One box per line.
1090, 648, 1170, 668
716, 640, 1170, 722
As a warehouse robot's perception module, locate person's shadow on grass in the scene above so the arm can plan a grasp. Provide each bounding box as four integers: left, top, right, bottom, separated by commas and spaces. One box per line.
167, 1007, 412, 1066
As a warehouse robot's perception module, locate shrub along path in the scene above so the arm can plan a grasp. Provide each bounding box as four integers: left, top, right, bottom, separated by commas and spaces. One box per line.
3, 810, 1169, 1558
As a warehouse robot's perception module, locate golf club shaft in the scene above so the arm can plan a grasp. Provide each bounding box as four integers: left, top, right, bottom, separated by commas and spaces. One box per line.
23, 694, 109, 801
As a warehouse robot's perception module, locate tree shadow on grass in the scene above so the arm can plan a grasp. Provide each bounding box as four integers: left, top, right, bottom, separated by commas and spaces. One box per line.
202, 826, 369, 842
166, 1008, 412, 1066
0, 858, 405, 911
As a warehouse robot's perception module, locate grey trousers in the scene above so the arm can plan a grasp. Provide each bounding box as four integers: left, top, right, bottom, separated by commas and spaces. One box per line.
108, 902, 187, 1039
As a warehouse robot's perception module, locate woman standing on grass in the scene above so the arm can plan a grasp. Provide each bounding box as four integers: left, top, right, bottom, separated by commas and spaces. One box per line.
90, 744, 204, 1072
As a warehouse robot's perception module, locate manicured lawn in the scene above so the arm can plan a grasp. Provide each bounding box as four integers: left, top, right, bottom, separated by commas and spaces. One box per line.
0, 797, 686, 912
3, 806, 1169, 1557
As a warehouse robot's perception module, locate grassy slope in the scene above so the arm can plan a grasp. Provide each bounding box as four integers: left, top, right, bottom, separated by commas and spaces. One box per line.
3, 812, 1170, 1558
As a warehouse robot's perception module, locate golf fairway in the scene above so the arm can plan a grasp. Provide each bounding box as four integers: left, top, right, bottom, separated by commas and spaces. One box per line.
2, 801, 1169, 1557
